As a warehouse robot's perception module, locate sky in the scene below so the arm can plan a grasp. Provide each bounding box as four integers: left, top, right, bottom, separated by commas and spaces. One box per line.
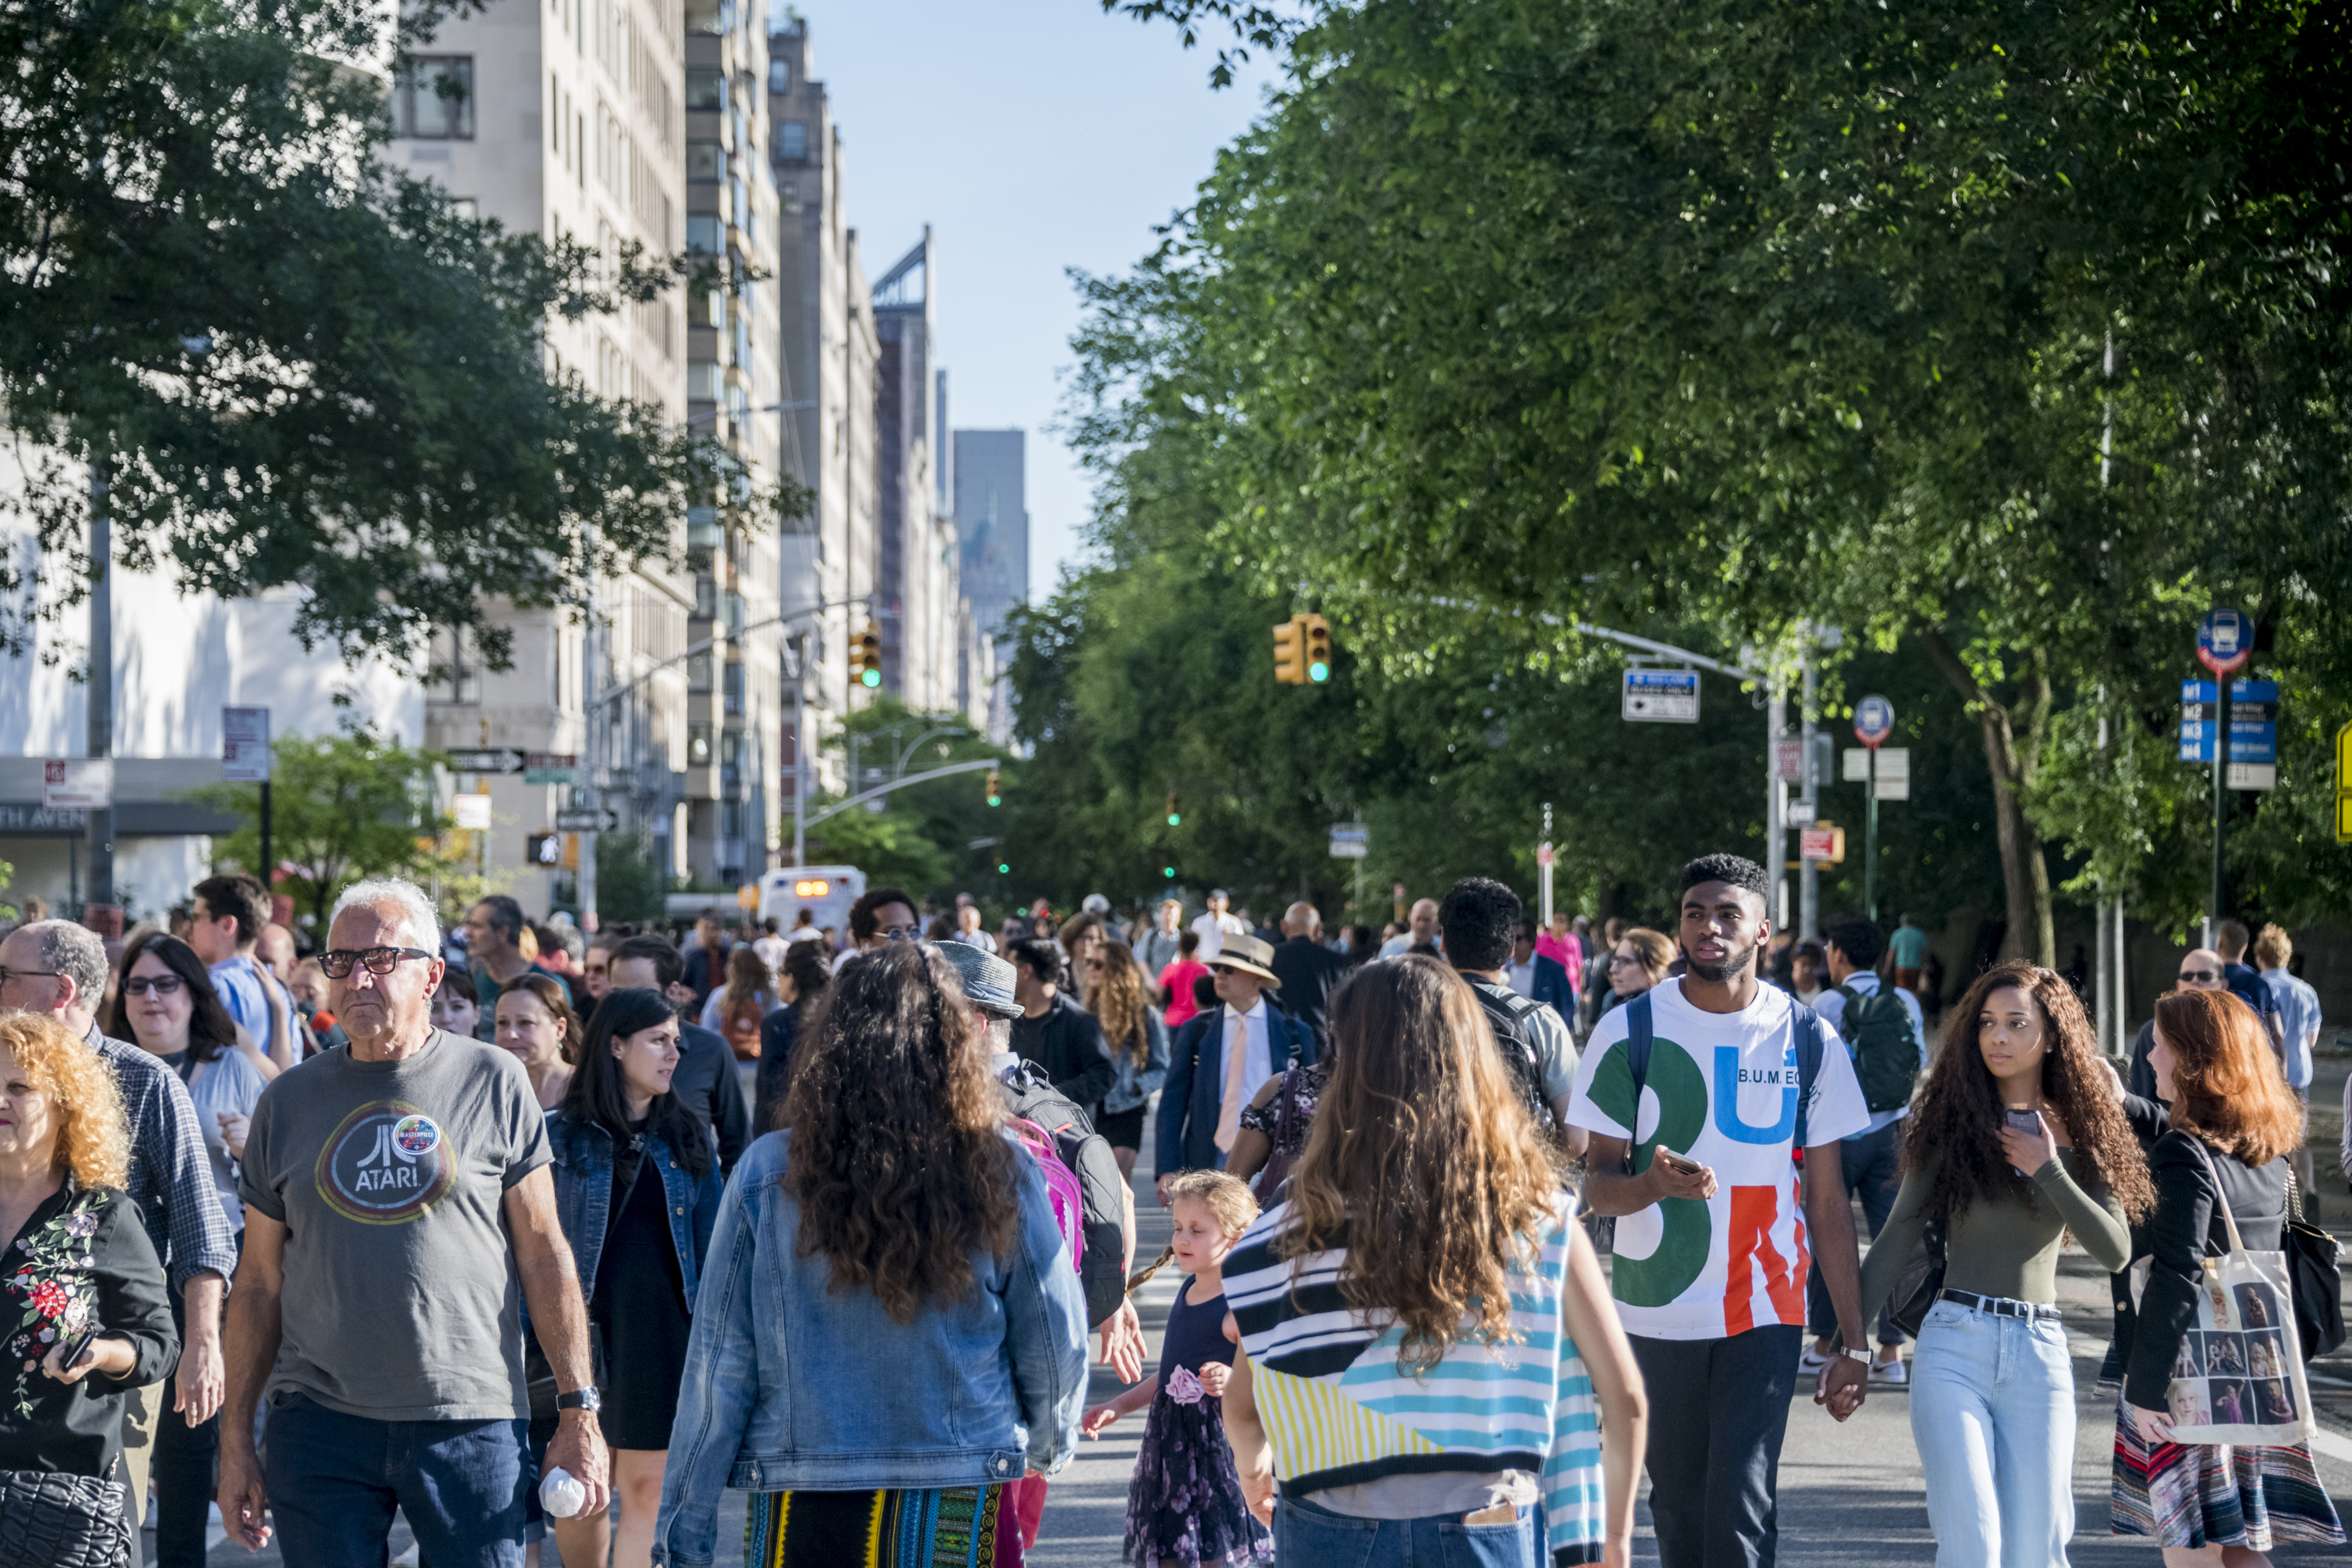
778, 0, 1279, 603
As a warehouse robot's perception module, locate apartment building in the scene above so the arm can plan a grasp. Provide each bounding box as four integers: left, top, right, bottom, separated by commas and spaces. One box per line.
872, 231, 967, 716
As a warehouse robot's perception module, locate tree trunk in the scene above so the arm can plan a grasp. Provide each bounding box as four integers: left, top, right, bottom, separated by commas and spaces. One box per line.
1917, 628, 2057, 967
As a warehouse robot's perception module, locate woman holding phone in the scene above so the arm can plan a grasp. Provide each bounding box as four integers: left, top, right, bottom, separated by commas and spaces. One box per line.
1856, 962, 2150, 1567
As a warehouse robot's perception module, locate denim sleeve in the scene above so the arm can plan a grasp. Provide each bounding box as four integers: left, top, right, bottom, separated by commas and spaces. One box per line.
1002, 1166, 1089, 1475
1136, 1012, 1170, 1102
653, 1169, 762, 1568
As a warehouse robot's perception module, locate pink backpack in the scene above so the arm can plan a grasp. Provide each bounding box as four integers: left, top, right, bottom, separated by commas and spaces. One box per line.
1008, 1117, 1085, 1275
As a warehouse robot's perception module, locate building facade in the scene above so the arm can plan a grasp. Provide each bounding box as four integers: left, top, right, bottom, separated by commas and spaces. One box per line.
952, 427, 1029, 655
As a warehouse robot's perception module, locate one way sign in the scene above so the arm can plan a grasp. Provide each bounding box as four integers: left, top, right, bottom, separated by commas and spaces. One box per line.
554, 808, 619, 833
447, 748, 525, 774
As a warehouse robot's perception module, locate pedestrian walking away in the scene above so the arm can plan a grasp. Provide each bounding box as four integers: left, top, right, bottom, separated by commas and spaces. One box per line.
545, 987, 722, 1568
1799, 914, 1926, 1385
2250, 922, 2322, 1193
1158, 930, 1211, 1031
218, 877, 611, 1567
1157, 934, 1316, 1205
652, 944, 1089, 1568
1855, 961, 2150, 1568
753, 938, 834, 1135
2112, 987, 2344, 1555
1087, 941, 1170, 1179
1888, 914, 1930, 995
1567, 854, 1873, 1568
1082, 1170, 1272, 1567
1223, 956, 1648, 1568
1439, 877, 1582, 1144
697, 942, 777, 1062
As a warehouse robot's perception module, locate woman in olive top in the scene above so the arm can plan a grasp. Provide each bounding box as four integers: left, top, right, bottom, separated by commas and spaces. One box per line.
1858, 961, 2151, 1568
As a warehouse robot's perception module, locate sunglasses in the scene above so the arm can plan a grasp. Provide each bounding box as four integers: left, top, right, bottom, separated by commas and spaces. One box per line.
122, 975, 186, 998
318, 947, 435, 979
2177, 969, 2220, 985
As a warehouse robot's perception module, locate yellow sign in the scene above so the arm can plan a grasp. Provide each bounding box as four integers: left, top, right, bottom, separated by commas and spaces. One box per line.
2337, 721, 2352, 845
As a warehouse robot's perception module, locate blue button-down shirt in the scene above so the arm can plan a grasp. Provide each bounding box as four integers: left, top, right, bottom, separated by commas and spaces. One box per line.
2261, 967, 2321, 1091
83, 1023, 239, 1289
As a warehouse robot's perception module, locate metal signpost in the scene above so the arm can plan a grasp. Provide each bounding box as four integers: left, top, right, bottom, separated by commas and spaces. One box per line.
222, 707, 272, 881
1537, 802, 1554, 929
1852, 696, 1894, 920
2338, 721, 2352, 846
2192, 609, 2253, 946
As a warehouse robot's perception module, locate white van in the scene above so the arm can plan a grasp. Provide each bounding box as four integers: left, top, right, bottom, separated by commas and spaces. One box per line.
756, 865, 867, 937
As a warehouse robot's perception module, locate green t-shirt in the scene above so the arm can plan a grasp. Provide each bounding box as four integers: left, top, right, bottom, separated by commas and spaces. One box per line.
1888, 926, 1929, 968
238, 1029, 552, 1420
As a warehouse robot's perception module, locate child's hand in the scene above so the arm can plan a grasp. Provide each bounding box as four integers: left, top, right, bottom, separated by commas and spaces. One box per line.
1080, 1402, 1124, 1439
1197, 1362, 1231, 1397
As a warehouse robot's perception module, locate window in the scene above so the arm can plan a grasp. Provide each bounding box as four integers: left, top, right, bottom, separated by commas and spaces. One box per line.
768, 58, 789, 93
686, 140, 723, 181
395, 57, 474, 140
688, 724, 713, 765
774, 120, 806, 161
779, 181, 800, 215
684, 0, 730, 34
685, 68, 726, 112
687, 360, 721, 400
722, 662, 745, 715
687, 653, 713, 691
685, 214, 720, 255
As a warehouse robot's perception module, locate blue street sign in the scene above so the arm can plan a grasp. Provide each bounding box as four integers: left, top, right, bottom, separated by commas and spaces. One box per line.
2197, 608, 2251, 676
2179, 722, 2278, 764
1853, 694, 1896, 748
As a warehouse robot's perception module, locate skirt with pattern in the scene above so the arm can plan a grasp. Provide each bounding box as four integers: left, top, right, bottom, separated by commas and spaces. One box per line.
2110, 1394, 2344, 1549
745, 1483, 1022, 1568
1124, 1393, 1273, 1567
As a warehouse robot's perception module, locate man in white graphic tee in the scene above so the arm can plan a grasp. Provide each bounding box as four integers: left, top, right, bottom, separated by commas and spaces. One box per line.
1567, 853, 1871, 1568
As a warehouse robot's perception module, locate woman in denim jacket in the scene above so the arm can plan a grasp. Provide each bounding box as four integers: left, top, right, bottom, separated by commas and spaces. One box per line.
1085, 941, 1168, 1178
549, 987, 722, 1568
654, 945, 1088, 1568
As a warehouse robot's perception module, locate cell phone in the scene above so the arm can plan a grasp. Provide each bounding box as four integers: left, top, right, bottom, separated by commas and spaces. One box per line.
55, 1324, 99, 1374
2005, 1109, 2043, 1176
1655, 1148, 1702, 1175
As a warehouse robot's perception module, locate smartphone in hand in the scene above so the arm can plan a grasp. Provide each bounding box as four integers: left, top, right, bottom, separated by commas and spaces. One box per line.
1655, 1148, 1702, 1176
2004, 1109, 2043, 1177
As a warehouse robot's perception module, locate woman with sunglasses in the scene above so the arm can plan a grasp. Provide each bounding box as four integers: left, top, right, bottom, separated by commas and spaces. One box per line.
108, 932, 270, 1568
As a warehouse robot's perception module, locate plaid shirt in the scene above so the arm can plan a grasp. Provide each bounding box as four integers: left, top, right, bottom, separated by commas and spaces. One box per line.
83, 1024, 238, 1289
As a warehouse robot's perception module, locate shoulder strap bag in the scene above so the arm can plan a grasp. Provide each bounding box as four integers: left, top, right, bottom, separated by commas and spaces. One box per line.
0, 1461, 131, 1568
2284, 1170, 2345, 1363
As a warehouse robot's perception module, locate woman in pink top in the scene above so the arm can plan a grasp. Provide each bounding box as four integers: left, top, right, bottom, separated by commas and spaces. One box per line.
1158, 929, 1211, 1029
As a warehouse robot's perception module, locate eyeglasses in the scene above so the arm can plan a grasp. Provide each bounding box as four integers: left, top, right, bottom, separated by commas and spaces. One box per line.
122, 975, 186, 998
0, 966, 60, 989
879, 925, 920, 942
318, 947, 435, 979
1607, 954, 1640, 967
2177, 969, 2220, 986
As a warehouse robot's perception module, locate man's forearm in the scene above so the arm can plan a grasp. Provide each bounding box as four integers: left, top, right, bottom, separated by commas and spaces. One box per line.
1804, 1167, 1867, 1349
519, 1236, 596, 1391
1580, 1165, 1655, 1218
219, 1283, 281, 1452
183, 1272, 224, 1346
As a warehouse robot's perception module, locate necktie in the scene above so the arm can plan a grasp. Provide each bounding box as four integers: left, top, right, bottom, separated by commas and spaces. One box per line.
1214, 1009, 1251, 1153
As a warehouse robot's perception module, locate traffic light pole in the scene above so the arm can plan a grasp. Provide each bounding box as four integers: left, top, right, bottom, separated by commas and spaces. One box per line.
797, 759, 1001, 830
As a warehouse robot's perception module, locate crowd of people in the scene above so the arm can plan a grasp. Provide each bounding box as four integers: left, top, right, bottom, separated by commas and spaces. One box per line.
0, 855, 2335, 1568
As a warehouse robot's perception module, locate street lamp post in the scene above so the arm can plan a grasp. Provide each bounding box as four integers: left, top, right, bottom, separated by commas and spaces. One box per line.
86, 447, 112, 916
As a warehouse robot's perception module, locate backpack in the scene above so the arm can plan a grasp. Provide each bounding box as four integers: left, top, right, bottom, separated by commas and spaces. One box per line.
1000, 1064, 1128, 1328
1467, 979, 1555, 1129
1834, 983, 1921, 1114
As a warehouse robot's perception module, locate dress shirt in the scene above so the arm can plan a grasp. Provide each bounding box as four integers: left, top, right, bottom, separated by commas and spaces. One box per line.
1214, 999, 1272, 1152
2261, 966, 2321, 1091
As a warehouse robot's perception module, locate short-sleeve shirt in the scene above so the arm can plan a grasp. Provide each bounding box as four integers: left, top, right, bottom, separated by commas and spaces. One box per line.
1888, 926, 1929, 969
1566, 979, 1870, 1340
238, 1028, 553, 1420
207, 956, 270, 1038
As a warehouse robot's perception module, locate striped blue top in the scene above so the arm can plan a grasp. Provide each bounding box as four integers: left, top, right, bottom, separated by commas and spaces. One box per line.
1226, 1193, 1603, 1565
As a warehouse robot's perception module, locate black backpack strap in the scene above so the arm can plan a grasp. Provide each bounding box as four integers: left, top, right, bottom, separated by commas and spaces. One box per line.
1791, 1003, 1826, 1152
1626, 990, 1654, 1117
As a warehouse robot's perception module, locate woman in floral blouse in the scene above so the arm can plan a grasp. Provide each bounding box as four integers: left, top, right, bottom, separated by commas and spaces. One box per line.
0, 1011, 177, 1480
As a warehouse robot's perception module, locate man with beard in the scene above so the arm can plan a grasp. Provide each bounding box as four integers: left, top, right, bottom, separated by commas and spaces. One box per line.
1566, 854, 1873, 1568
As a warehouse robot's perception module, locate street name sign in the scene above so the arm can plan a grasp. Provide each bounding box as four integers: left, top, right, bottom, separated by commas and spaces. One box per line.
1622, 668, 1700, 722
1329, 823, 1370, 860
524, 752, 577, 786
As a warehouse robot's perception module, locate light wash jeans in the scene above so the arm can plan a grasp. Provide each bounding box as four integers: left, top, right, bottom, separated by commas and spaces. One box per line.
1910, 1296, 2077, 1568
1275, 1494, 1539, 1567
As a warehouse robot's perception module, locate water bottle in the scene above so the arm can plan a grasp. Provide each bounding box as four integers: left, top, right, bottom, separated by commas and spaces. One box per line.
540, 1466, 587, 1518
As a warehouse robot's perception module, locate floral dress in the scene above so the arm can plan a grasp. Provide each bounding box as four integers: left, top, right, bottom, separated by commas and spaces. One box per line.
1123, 1279, 1272, 1567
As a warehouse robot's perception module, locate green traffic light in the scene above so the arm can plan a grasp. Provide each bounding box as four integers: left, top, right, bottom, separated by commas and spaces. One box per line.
997, 862, 1010, 874
1166, 812, 1181, 826
860, 668, 882, 689
988, 795, 1001, 807
1163, 866, 1176, 877
1308, 660, 1330, 682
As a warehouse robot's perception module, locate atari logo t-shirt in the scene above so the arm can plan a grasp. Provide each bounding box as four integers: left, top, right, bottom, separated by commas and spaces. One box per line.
1566, 981, 1869, 1341
239, 1028, 551, 1420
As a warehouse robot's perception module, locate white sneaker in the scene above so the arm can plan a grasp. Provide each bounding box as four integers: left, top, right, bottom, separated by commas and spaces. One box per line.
1796, 1342, 1835, 1374
1870, 1354, 1909, 1386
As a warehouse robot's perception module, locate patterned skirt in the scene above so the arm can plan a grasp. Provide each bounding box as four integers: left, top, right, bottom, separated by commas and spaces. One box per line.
2110, 1394, 2345, 1549
1124, 1394, 1275, 1567
745, 1483, 1021, 1568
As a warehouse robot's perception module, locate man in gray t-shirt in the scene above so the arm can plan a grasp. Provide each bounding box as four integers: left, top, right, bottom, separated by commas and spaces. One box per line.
218, 879, 609, 1567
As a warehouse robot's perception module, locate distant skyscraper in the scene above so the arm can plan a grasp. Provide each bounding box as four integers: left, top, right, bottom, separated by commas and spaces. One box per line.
953, 430, 1028, 652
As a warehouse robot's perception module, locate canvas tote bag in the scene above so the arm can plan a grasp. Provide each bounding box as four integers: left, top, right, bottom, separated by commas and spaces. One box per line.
2128, 1137, 2314, 1446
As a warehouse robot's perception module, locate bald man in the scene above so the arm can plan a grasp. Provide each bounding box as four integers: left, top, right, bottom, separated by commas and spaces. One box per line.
2125, 948, 2230, 1101
1379, 898, 1442, 958
1269, 902, 1348, 1056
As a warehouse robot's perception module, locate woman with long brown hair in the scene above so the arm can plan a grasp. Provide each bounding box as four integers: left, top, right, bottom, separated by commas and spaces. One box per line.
1086, 941, 1167, 1178
1220, 956, 1646, 1567
2114, 987, 2342, 1559
1855, 961, 2148, 1567
654, 944, 1088, 1567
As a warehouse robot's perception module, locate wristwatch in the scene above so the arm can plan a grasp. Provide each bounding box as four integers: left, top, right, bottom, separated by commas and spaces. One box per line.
556, 1386, 603, 1414
1832, 1345, 1871, 1367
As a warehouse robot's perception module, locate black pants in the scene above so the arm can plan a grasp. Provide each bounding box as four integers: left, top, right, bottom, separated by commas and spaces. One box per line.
1630, 1325, 1801, 1568
153, 1278, 219, 1568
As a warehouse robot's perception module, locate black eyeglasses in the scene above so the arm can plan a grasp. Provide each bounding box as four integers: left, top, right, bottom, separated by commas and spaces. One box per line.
2178, 969, 2220, 985
122, 975, 186, 998
0, 966, 60, 989
318, 947, 435, 979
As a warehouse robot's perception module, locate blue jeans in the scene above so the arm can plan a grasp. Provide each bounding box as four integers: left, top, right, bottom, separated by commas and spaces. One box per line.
1909, 1297, 2076, 1568
1275, 1493, 1539, 1566
262, 1390, 531, 1568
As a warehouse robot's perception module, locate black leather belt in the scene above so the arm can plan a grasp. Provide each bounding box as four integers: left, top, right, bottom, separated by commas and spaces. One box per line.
1938, 1288, 2061, 1322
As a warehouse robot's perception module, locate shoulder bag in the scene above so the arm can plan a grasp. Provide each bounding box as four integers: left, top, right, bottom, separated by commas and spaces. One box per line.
2284, 1170, 2345, 1363
2127, 1136, 2313, 1445
0, 1464, 132, 1568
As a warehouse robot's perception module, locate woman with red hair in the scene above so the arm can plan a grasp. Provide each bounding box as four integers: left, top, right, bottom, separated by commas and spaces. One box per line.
2113, 987, 2343, 1558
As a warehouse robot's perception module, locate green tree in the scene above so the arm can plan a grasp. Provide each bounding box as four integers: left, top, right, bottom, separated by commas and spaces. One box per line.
188, 729, 451, 934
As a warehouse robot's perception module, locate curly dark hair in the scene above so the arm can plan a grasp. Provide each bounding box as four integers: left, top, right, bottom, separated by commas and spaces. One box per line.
783, 944, 1020, 1323
1905, 960, 2153, 1224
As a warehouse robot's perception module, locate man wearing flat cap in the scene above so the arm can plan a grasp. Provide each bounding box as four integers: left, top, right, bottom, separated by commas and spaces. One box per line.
1154, 932, 1316, 1207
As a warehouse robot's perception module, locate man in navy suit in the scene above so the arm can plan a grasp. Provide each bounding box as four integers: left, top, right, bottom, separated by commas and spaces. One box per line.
1154, 932, 1316, 1205
1508, 925, 1578, 1022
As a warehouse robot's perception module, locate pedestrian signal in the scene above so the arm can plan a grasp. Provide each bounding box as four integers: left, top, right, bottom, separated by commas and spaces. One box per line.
852, 622, 883, 689
1300, 613, 1332, 683
1272, 616, 1304, 684
1165, 792, 1181, 827
986, 770, 1002, 807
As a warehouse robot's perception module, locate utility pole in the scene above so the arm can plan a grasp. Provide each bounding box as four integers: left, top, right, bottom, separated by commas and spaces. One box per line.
1798, 627, 1819, 942
86, 449, 114, 915
1538, 802, 1554, 929
791, 633, 808, 868
2095, 331, 2122, 1055
577, 599, 601, 929
1768, 681, 1787, 932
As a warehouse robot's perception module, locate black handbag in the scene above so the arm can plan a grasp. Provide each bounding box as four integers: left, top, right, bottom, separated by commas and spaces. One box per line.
2284, 1173, 2345, 1363
1888, 1215, 1948, 1339
0, 1467, 130, 1568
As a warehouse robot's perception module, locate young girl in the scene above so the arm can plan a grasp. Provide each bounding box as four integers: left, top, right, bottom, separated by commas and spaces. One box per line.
1083, 1170, 1273, 1567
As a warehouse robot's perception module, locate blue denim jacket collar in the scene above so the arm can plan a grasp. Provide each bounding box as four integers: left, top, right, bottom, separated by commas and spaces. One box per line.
545, 1110, 720, 1309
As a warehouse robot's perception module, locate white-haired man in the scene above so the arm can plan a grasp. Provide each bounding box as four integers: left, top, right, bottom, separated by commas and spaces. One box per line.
0, 918, 239, 1538
218, 878, 609, 1565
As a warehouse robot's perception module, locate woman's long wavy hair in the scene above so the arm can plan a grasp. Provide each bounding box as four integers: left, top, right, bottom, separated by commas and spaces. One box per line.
783, 944, 1020, 1322
108, 932, 239, 1064
1089, 941, 1151, 1070
2154, 987, 2304, 1166
1280, 956, 1566, 1375
0, 1012, 129, 1190
1905, 961, 2153, 1223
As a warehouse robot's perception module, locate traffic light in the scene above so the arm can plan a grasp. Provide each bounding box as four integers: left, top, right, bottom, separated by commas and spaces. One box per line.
1163, 865, 1176, 878
1272, 616, 1304, 684
997, 861, 1010, 875
986, 769, 1002, 807
1165, 791, 1181, 827
851, 622, 883, 689
1300, 612, 1332, 683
